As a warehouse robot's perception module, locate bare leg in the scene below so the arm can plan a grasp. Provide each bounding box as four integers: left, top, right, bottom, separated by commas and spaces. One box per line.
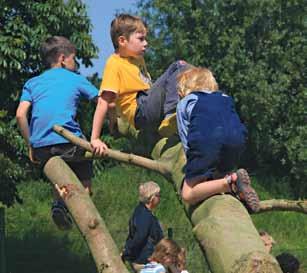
181, 176, 235, 205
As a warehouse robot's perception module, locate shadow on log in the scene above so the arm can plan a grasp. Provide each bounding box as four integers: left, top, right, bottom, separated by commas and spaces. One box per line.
43, 156, 130, 273
52, 125, 307, 273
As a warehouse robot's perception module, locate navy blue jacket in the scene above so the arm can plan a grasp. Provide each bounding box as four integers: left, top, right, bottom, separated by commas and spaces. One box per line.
122, 203, 164, 264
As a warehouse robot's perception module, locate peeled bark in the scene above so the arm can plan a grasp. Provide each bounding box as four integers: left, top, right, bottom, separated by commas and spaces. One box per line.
44, 156, 130, 273
53, 125, 285, 273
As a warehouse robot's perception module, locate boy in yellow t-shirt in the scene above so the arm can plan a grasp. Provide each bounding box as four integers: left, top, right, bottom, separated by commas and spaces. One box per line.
91, 14, 190, 155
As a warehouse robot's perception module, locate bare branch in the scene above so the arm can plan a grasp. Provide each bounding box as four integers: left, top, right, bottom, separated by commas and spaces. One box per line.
53, 125, 172, 177
258, 199, 307, 214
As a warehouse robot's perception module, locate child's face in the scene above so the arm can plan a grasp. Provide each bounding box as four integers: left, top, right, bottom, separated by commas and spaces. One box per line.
162, 254, 175, 267
119, 31, 148, 57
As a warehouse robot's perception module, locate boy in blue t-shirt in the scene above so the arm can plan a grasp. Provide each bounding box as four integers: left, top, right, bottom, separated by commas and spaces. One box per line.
176, 67, 260, 212
16, 36, 103, 230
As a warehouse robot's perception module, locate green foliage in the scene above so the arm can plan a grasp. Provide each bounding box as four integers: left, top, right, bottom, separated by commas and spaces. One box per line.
136, 0, 307, 197
0, 0, 98, 206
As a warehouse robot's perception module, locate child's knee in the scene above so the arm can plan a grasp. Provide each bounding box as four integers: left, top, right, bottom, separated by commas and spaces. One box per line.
181, 184, 196, 205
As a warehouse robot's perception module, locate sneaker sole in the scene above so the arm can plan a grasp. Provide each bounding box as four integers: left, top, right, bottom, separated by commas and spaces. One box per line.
236, 169, 260, 213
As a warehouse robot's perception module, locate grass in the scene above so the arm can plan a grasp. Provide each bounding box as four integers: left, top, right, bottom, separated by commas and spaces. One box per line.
4, 164, 307, 273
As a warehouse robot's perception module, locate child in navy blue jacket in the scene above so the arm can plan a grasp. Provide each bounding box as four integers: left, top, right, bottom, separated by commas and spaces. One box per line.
176, 67, 260, 212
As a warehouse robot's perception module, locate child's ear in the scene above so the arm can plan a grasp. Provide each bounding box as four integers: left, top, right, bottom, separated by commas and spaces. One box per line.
59, 53, 66, 67
118, 36, 127, 47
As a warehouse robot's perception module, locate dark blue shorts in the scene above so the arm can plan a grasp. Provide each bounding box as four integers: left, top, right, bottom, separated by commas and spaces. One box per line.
33, 143, 93, 181
185, 137, 245, 183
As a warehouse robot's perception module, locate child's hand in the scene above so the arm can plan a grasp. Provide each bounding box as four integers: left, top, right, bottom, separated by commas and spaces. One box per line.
91, 138, 108, 156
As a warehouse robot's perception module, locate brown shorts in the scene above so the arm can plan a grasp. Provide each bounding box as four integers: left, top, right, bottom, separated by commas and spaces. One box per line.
33, 143, 93, 181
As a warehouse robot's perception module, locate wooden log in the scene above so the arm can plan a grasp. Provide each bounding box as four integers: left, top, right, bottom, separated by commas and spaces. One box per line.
43, 156, 129, 273
152, 138, 282, 273
53, 125, 284, 273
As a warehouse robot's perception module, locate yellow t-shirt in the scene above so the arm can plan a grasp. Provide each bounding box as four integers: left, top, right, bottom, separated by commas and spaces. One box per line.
100, 54, 151, 126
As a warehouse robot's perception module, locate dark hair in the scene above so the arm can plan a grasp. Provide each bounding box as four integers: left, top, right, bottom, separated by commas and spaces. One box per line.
40, 36, 76, 67
110, 13, 147, 50
276, 253, 300, 273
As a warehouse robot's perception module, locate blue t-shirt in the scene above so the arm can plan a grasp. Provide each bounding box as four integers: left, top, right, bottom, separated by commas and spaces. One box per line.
20, 68, 98, 148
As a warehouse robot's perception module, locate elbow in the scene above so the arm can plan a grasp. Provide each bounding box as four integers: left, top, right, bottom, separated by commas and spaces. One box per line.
15, 108, 23, 121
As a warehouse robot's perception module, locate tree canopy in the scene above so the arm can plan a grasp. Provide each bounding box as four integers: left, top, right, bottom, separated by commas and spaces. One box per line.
0, 0, 98, 206
137, 0, 307, 197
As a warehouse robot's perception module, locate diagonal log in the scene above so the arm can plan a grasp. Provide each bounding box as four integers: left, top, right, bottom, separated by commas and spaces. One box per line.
53, 125, 285, 273
43, 156, 130, 273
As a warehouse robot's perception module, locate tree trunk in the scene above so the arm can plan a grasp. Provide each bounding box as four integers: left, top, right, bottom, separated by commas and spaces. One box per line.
43, 156, 130, 273
53, 125, 284, 273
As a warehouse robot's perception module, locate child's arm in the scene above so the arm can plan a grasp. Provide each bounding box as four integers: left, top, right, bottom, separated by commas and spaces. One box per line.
91, 91, 117, 156
15, 101, 38, 163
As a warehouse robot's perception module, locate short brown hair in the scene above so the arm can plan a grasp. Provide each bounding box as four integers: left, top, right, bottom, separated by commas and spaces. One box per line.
40, 36, 76, 68
150, 239, 185, 269
177, 67, 219, 97
110, 13, 147, 50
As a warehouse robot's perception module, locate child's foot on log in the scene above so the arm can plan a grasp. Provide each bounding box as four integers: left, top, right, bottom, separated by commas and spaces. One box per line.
227, 168, 260, 213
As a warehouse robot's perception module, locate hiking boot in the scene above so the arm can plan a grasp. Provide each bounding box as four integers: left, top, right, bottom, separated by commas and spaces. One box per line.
227, 169, 260, 213
51, 200, 73, 230
158, 113, 177, 137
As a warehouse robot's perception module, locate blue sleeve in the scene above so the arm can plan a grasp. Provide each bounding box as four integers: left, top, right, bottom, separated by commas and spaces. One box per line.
20, 81, 32, 102
78, 76, 99, 100
176, 94, 198, 153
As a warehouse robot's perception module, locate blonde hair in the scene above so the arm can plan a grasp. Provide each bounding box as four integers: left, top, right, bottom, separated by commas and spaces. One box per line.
177, 67, 219, 97
110, 13, 147, 50
150, 239, 185, 269
138, 181, 160, 204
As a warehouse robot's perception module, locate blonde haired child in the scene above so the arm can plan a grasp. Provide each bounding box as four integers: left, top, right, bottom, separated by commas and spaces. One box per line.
140, 238, 189, 273
176, 67, 260, 212
122, 181, 163, 272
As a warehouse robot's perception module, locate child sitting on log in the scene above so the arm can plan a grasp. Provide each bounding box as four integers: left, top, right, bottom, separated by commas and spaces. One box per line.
176, 67, 260, 212
90, 13, 191, 156
16, 36, 100, 230
140, 238, 189, 273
